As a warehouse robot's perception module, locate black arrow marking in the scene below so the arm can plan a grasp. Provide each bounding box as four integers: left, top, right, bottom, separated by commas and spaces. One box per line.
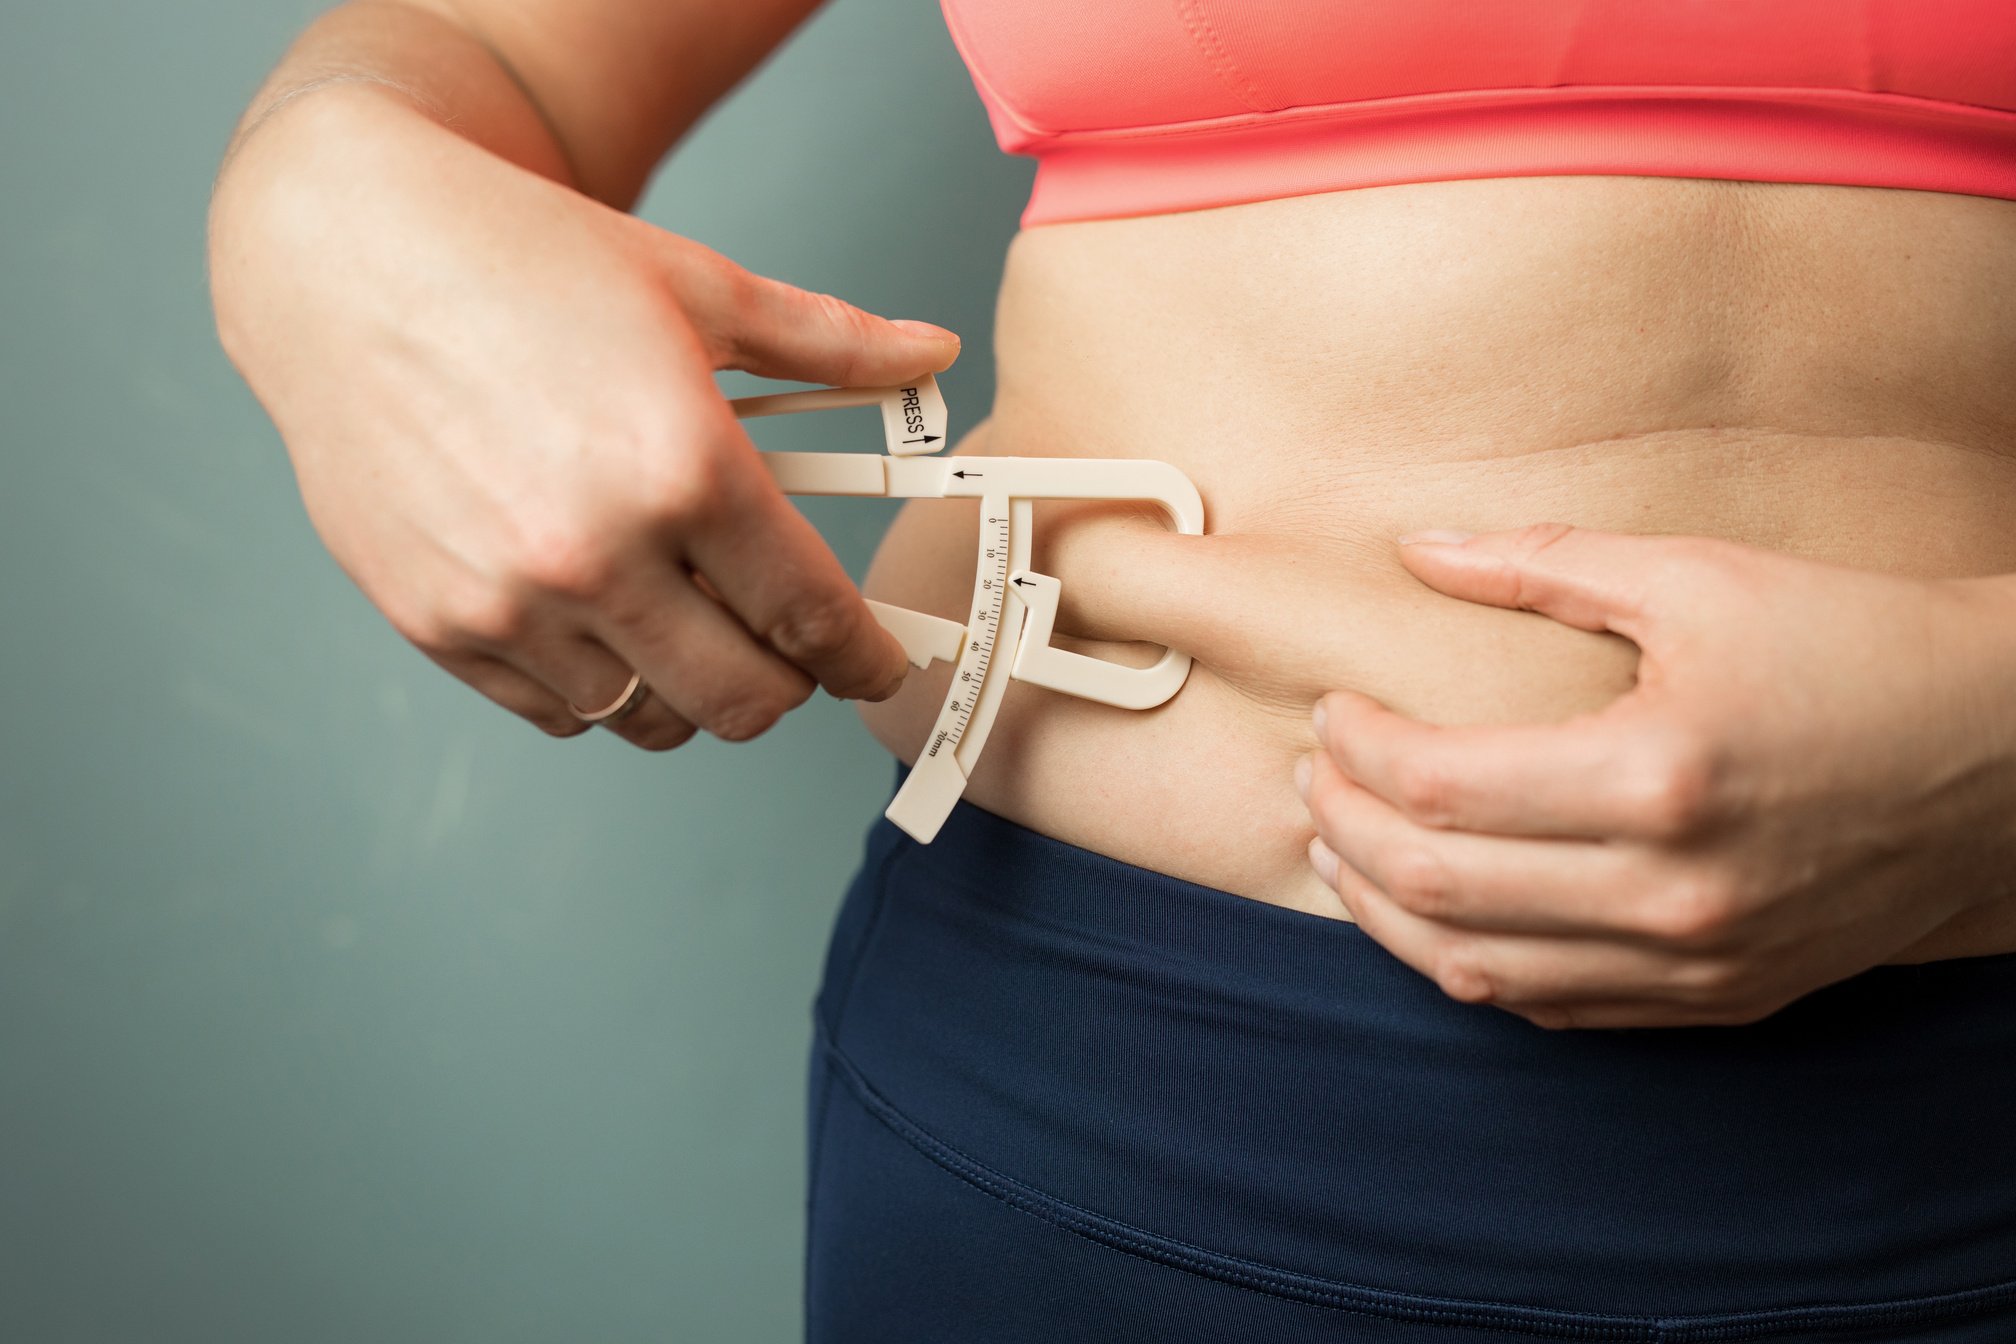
905, 435, 943, 445
951, 468, 981, 477
1011, 576, 1033, 587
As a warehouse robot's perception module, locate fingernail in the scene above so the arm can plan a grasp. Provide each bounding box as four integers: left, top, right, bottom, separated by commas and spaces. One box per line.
891, 319, 959, 344
865, 668, 907, 702
1308, 837, 1340, 886
1397, 528, 1474, 546
1311, 697, 1328, 741
1293, 753, 1313, 800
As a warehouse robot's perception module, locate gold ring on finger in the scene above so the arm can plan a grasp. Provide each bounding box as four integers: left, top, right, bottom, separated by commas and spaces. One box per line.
569, 671, 650, 724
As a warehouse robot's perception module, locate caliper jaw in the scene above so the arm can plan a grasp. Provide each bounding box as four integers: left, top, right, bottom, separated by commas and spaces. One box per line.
730, 374, 1205, 842
1004, 571, 1189, 712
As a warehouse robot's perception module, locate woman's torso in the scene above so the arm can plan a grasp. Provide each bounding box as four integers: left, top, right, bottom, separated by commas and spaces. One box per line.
856, 175, 2016, 917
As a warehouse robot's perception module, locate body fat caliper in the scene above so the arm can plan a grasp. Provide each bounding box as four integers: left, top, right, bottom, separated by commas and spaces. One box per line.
729, 374, 1205, 843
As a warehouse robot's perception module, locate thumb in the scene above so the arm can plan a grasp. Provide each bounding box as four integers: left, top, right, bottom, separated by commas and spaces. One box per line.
1393, 522, 1670, 640
710, 263, 960, 387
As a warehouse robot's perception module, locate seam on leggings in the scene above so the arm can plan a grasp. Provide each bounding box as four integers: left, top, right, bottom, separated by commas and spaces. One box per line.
816, 1027, 2016, 1342
805, 826, 913, 1308
803, 1051, 838, 1344
815, 828, 912, 1050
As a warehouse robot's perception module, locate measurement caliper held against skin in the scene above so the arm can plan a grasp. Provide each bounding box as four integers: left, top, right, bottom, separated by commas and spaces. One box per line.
729, 374, 1206, 844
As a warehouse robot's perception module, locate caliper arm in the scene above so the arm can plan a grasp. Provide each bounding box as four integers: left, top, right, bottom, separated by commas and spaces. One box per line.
730, 375, 1205, 842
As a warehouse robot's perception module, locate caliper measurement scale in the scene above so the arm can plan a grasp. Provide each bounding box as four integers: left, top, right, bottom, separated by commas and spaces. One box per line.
934, 502, 1021, 764
731, 374, 1204, 843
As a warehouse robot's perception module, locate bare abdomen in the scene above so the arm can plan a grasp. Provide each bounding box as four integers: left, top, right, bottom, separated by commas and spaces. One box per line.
857, 176, 2016, 913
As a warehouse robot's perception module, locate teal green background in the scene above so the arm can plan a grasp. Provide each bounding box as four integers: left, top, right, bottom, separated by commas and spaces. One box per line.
0, 3, 1028, 1338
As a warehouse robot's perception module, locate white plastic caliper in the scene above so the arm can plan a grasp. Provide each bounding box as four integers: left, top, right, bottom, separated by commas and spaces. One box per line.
730, 374, 1204, 843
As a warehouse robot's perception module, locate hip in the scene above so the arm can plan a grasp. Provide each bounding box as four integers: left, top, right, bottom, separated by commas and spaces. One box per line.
808, 776, 2016, 1340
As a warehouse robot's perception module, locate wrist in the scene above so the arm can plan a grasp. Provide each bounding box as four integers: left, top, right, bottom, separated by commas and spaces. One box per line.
1950, 571, 2016, 760
1885, 571, 2016, 963
213, 3, 580, 209
207, 76, 579, 367
207, 80, 434, 362
1954, 572, 2016, 858
216, 73, 442, 194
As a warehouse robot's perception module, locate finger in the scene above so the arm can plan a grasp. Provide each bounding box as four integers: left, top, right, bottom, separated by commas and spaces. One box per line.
1307, 836, 1716, 1011
1298, 749, 1687, 942
1392, 522, 1675, 644
725, 279, 961, 385
677, 435, 911, 702
501, 633, 699, 753
572, 554, 818, 742
659, 234, 961, 386
689, 569, 899, 708
1513, 997, 1786, 1031
425, 579, 710, 750
1314, 688, 1717, 841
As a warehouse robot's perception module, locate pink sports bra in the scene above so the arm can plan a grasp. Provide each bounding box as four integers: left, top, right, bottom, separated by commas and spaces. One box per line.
937, 0, 2016, 229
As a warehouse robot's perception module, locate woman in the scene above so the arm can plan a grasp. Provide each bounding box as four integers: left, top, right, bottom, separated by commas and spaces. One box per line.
209, 1, 2016, 1339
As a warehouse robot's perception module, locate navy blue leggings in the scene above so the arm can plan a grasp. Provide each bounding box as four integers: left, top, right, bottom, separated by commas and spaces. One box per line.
805, 762, 2016, 1342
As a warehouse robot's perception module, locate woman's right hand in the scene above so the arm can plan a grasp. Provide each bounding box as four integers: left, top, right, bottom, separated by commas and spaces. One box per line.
209, 83, 960, 750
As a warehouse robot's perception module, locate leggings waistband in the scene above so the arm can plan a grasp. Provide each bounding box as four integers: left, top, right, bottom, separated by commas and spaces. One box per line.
812, 761, 2016, 1333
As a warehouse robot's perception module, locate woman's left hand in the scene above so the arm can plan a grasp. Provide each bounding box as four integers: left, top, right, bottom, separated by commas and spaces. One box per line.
1295, 523, 2016, 1030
